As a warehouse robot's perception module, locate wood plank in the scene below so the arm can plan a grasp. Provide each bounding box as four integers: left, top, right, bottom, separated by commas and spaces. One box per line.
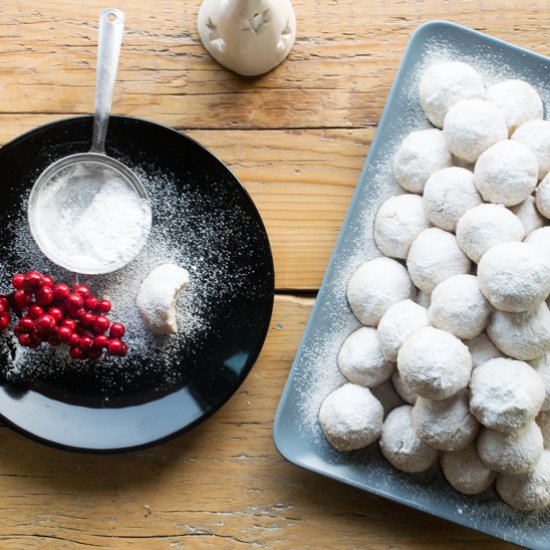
0, 295, 513, 549
0, 1, 549, 129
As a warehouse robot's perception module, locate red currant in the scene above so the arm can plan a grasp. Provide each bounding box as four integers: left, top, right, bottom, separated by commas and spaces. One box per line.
97, 300, 111, 314
19, 317, 35, 332
107, 338, 125, 356
93, 315, 110, 334
79, 335, 94, 352
57, 326, 73, 343
28, 305, 45, 320
69, 333, 80, 347
93, 334, 109, 348
66, 293, 84, 310
11, 274, 25, 289
13, 289, 32, 310
109, 322, 125, 338
17, 333, 32, 346
85, 296, 99, 311
60, 318, 77, 331
53, 283, 71, 301
69, 346, 84, 360
35, 285, 54, 306
23, 271, 43, 290
0, 312, 10, 331
36, 314, 56, 334
48, 307, 64, 322
0, 297, 10, 311
74, 285, 91, 298
42, 275, 55, 287
80, 312, 96, 328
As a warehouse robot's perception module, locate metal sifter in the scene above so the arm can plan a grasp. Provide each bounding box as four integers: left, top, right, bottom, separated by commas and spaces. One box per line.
28, 8, 152, 275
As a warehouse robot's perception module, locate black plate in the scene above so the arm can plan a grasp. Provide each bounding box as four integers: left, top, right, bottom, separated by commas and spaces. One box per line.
0, 116, 274, 452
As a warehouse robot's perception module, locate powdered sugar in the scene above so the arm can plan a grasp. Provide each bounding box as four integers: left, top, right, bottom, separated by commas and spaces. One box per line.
0, 163, 266, 403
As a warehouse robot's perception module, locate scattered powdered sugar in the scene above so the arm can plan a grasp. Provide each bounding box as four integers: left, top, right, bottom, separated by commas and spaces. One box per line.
0, 163, 263, 403
288, 28, 550, 546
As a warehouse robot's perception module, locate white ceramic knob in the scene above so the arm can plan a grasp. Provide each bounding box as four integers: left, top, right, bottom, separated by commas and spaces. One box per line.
198, 0, 296, 76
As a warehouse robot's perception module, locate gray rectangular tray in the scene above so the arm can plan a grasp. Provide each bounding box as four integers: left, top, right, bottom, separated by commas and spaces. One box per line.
273, 21, 550, 549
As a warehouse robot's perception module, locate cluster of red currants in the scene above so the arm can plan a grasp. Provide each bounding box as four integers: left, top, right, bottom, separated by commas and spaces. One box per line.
1, 270, 128, 360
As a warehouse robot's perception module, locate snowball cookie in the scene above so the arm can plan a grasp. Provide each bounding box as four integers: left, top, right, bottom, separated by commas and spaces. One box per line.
428, 274, 491, 339
478, 242, 550, 313
474, 140, 538, 206
513, 119, 550, 180
422, 167, 482, 232
397, 326, 472, 400
419, 61, 485, 128
337, 327, 394, 387
487, 302, 550, 361
525, 226, 550, 263
319, 383, 384, 451
391, 370, 418, 405
379, 405, 439, 473
377, 299, 430, 362
536, 171, 550, 219
537, 410, 550, 449
441, 444, 496, 495
464, 331, 502, 368
496, 451, 550, 510
456, 204, 525, 263
510, 195, 546, 235
412, 389, 479, 451
486, 79, 543, 135
443, 99, 507, 163
347, 257, 414, 326
406, 228, 471, 294
374, 194, 430, 259
393, 129, 452, 194
478, 422, 544, 475
531, 354, 550, 411
470, 358, 545, 433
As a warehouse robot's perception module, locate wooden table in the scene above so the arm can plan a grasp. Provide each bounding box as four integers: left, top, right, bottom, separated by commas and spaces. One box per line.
0, 1, 546, 547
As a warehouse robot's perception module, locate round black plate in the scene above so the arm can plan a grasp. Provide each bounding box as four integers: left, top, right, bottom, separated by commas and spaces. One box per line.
0, 116, 274, 452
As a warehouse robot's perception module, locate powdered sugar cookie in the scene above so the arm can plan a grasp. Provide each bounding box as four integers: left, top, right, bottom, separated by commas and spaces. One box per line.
496, 451, 550, 510
428, 274, 491, 339
393, 129, 452, 193
337, 327, 394, 387
379, 405, 439, 473
347, 257, 414, 326
412, 389, 479, 451
478, 422, 544, 474
422, 167, 481, 232
474, 140, 538, 206
441, 444, 496, 495
443, 99, 507, 163
319, 384, 384, 451
377, 299, 430, 362
487, 302, 550, 361
512, 119, 550, 180
419, 61, 485, 128
470, 358, 545, 433
397, 326, 472, 401
486, 79, 543, 135
478, 242, 550, 313
374, 194, 430, 259
407, 228, 471, 294
456, 203, 525, 263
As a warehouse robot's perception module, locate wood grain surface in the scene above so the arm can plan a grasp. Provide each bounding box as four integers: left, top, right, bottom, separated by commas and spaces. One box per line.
0, 0, 545, 547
